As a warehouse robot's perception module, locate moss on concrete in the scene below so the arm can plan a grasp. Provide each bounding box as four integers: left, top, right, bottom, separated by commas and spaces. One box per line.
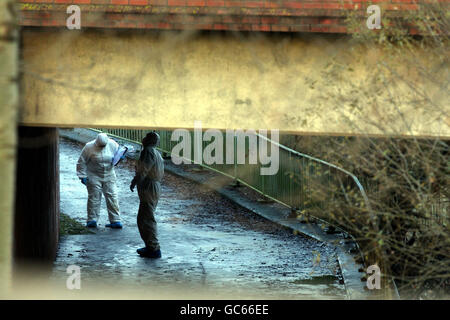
60, 213, 94, 236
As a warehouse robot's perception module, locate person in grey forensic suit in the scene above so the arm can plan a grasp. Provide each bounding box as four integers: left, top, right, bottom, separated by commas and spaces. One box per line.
77, 133, 123, 229
130, 131, 164, 258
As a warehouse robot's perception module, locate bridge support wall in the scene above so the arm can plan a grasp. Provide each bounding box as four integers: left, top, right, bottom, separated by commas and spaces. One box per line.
14, 127, 60, 265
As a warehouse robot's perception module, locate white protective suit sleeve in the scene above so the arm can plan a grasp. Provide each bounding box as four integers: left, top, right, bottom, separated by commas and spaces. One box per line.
76, 146, 90, 179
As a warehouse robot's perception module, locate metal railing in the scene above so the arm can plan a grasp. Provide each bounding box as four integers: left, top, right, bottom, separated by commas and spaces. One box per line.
95, 128, 374, 227
92, 127, 450, 299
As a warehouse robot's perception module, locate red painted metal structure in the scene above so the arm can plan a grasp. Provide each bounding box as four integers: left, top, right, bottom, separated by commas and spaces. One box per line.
19, 0, 440, 33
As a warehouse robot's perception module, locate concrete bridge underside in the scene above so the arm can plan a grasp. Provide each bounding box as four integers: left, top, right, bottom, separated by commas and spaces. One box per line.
20, 28, 449, 138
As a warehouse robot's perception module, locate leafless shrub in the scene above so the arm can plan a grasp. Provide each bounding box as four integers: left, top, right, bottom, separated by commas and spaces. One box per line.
283, 1, 449, 299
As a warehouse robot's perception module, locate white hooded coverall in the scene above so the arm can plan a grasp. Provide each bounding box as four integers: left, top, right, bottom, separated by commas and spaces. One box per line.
77, 134, 121, 223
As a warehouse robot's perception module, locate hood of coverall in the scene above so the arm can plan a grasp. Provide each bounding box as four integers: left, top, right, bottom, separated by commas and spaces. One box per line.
142, 132, 160, 147
95, 133, 109, 147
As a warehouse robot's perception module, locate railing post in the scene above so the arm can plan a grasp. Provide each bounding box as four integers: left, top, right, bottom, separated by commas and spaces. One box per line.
289, 151, 293, 208
233, 132, 238, 185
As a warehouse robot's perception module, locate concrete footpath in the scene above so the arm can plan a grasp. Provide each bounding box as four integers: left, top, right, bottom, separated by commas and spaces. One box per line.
59, 128, 372, 299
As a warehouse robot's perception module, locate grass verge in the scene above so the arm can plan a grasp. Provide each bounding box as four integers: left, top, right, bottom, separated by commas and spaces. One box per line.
60, 213, 94, 236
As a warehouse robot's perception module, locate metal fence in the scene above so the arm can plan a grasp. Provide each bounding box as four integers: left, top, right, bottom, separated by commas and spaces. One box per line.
96, 128, 449, 238
95, 128, 373, 227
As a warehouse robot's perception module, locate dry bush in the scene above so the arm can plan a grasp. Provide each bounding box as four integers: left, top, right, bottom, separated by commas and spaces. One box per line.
281, 1, 449, 298
283, 134, 449, 298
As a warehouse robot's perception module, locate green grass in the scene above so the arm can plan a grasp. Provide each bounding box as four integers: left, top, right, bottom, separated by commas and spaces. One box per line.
60, 212, 94, 236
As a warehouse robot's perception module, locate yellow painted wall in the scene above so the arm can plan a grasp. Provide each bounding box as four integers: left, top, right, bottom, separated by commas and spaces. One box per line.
20, 28, 449, 138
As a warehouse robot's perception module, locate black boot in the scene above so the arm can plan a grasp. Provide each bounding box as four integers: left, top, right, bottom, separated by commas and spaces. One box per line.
137, 247, 161, 258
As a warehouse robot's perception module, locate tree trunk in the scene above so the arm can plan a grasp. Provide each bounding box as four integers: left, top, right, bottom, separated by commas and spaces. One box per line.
0, 0, 19, 296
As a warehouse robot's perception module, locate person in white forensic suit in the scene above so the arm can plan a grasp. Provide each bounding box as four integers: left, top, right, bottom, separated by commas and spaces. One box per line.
76, 133, 123, 229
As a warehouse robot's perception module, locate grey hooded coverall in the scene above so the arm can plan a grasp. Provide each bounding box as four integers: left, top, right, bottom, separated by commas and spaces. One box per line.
76, 133, 121, 223
132, 145, 164, 250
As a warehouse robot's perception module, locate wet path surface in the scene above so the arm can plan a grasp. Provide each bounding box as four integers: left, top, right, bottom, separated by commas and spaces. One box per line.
52, 138, 346, 299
